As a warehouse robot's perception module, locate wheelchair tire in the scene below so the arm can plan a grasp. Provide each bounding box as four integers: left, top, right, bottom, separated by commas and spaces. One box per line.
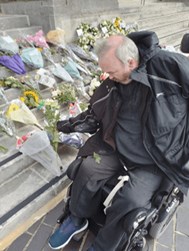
149, 197, 180, 239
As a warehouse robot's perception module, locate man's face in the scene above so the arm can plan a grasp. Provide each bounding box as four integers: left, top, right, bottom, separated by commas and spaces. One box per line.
98, 49, 137, 84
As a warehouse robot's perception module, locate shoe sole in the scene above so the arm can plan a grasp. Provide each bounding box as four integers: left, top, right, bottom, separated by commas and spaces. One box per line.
48, 220, 89, 250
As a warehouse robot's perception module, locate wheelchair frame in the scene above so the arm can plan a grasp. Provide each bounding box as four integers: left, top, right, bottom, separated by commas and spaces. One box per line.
56, 176, 183, 251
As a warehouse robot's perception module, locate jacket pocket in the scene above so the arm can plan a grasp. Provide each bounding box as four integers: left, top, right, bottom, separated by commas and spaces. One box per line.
148, 94, 187, 136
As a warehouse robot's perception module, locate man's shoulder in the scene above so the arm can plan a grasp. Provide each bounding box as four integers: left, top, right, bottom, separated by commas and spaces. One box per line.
150, 48, 188, 64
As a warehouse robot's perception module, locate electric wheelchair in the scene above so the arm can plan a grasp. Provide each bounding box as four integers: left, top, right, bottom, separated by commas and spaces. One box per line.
56, 158, 184, 251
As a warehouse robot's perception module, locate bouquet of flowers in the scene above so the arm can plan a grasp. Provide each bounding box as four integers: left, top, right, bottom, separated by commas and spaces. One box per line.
0, 112, 16, 153
19, 89, 41, 109
41, 99, 60, 152
52, 82, 76, 105
88, 77, 101, 96
0, 76, 25, 90
76, 23, 100, 51
6, 99, 42, 129
18, 130, 62, 176
76, 17, 138, 51
99, 17, 138, 36
0, 87, 8, 103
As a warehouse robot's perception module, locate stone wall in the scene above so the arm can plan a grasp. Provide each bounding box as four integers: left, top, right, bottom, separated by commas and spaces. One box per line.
1, 0, 187, 42
0, 1, 55, 34
0, 0, 120, 42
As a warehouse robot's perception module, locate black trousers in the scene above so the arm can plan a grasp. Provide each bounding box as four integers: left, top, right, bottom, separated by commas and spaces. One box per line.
69, 154, 166, 251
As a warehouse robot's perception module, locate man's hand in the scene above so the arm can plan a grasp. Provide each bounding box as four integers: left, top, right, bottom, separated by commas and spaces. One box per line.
56, 120, 74, 133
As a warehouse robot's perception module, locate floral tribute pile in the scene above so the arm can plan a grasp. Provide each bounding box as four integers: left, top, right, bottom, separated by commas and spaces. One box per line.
76, 17, 138, 50
0, 17, 138, 175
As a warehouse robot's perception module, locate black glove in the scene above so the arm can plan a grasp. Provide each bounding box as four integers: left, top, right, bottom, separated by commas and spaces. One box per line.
56, 120, 74, 133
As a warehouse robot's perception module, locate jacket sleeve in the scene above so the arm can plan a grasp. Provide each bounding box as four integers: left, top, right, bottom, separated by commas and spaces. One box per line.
151, 51, 189, 97
57, 106, 100, 134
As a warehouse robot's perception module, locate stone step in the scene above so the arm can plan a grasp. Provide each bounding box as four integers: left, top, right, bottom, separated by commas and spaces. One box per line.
0, 144, 77, 243
0, 14, 30, 30
0, 25, 42, 39
119, 0, 185, 9
0, 150, 35, 186
138, 11, 189, 30
139, 3, 187, 17
159, 28, 189, 47
149, 19, 189, 40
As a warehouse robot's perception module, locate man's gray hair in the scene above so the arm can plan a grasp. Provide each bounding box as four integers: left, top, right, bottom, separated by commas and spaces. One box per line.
95, 35, 139, 64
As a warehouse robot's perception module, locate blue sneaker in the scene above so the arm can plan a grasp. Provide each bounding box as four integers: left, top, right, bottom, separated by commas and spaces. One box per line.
48, 216, 88, 249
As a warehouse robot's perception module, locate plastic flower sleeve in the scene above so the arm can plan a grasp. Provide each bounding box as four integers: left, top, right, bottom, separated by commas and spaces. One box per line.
6, 99, 42, 129
63, 58, 83, 80
73, 79, 90, 101
64, 44, 84, 64
42, 47, 55, 65
21, 47, 44, 68
0, 54, 26, 75
0, 35, 19, 54
58, 132, 84, 149
26, 30, 49, 48
68, 57, 92, 75
66, 43, 94, 61
0, 87, 8, 103
46, 29, 65, 47
0, 112, 15, 137
36, 68, 56, 88
18, 130, 63, 176
49, 63, 74, 82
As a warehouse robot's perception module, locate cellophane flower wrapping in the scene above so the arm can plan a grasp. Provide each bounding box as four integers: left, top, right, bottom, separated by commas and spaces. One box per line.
18, 130, 63, 176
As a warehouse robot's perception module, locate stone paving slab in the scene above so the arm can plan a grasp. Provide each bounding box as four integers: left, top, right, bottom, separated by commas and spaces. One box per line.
3, 194, 189, 251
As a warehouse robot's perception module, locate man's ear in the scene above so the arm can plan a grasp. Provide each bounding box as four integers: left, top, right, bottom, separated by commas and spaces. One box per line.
128, 58, 138, 70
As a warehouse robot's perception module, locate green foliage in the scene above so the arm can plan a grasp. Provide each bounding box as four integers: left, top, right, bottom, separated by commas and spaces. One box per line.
0, 145, 8, 153
42, 99, 60, 152
52, 83, 76, 105
0, 76, 24, 90
93, 152, 101, 164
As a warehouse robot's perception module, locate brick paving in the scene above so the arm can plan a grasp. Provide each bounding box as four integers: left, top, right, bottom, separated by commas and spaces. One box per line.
4, 194, 189, 251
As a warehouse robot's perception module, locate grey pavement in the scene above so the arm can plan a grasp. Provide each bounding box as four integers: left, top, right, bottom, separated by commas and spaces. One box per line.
3, 194, 189, 251
3, 200, 95, 251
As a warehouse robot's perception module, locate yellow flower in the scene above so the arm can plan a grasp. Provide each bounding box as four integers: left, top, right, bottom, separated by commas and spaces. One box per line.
6, 103, 20, 117
114, 17, 122, 31
23, 90, 39, 104
37, 47, 43, 52
20, 97, 25, 102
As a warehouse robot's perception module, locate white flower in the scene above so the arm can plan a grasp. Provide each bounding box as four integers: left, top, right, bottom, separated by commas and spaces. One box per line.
88, 78, 101, 96
52, 89, 61, 97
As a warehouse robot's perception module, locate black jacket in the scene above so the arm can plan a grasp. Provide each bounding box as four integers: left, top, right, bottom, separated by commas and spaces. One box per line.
58, 31, 189, 194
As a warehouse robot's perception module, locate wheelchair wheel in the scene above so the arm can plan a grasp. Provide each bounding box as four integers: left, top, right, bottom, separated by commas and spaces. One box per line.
122, 208, 149, 251
149, 194, 180, 239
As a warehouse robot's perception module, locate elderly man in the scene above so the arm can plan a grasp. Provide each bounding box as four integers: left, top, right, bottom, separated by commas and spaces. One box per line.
48, 31, 189, 251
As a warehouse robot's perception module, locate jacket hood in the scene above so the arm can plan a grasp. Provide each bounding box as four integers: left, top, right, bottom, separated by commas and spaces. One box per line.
127, 30, 161, 64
